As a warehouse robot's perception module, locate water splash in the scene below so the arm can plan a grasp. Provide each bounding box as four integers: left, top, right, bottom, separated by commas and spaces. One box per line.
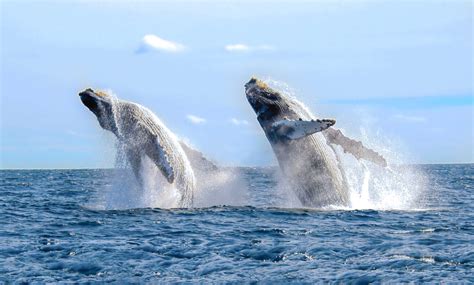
87, 90, 248, 210
88, 83, 427, 211
193, 167, 248, 207
343, 152, 427, 210
262, 78, 428, 211
85, 143, 182, 210
85, 90, 184, 210
93, 159, 248, 210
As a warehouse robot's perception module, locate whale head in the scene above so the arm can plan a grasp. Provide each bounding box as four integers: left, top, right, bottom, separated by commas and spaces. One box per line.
245, 77, 301, 128
79, 88, 118, 134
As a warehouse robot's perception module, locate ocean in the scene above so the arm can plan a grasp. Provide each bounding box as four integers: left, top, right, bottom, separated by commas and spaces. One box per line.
0, 164, 472, 283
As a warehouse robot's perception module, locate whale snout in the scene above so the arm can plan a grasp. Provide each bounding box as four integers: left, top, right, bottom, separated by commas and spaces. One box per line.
79, 88, 111, 112
78, 88, 117, 133
79, 88, 101, 113
245, 77, 268, 96
245, 77, 258, 90
245, 79, 260, 107
79, 88, 95, 98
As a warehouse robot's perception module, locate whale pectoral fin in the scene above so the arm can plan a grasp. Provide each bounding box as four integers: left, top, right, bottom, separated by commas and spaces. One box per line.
272, 119, 336, 140
144, 136, 175, 184
179, 141, 218, 172
126, 148, 143, 185
324, 128, 387, 167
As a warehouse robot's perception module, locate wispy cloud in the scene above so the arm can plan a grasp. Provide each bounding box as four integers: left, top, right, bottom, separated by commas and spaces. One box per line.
392, 114, 426, 123
137, 34, 186, 53
224, 44, 275, 52
225, 44, 250, 52
229, 118, 249, 126
186, 114, 206, 124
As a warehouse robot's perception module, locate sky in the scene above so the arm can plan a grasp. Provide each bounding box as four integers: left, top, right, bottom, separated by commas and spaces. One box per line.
0, 0, 472, 169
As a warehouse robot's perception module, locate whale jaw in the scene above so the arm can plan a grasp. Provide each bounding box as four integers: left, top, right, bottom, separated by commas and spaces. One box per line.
78, 88, 118, 135
79, 89, 99, 113
245, 77, 350, 207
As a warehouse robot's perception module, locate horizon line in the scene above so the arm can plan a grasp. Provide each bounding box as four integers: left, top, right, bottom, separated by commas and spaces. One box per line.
1, 162, 473, 171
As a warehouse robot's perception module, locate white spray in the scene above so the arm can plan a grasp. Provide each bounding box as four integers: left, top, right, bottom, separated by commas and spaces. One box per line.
264, 78, 427, 210
86, 90, 247, 210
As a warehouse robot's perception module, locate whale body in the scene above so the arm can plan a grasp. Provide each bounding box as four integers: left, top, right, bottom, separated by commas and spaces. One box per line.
245, 78, 387, 207
79, 89, 196, 207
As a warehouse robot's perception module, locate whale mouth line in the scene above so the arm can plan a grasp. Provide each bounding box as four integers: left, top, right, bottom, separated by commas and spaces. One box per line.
79, 89, 101, 99
79, 88, 113, 111
79, 89, 112, 117
80, 94, 97, 108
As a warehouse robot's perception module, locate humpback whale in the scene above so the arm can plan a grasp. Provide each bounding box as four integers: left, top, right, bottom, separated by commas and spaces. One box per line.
245, 78, 387, 207
79, 88, 196, 207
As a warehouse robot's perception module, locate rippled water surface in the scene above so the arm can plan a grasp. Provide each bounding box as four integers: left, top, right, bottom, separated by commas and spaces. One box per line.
1, 164, 473, 282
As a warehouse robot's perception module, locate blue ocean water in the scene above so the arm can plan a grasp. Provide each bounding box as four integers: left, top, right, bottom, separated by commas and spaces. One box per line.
0, 164, 472, 283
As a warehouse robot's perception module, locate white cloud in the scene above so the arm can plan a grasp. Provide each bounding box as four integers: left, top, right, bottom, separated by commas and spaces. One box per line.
186, 114, 206, 124
255, 45, 275, 51
229, 118, 249, 126
225, 44, 251, 52
224, 44, 275, 52
140, 34, 186, 53
392, 114, 426, 123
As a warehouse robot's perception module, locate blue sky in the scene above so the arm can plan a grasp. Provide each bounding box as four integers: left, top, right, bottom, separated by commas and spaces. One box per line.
1, 0, 472, 168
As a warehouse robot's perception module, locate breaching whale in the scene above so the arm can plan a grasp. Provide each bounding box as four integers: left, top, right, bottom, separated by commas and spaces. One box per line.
245, 78, 387, 207
79, 88, 196, 207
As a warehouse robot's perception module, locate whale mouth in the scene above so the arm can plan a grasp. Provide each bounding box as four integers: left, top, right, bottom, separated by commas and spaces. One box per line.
79, 88, 100, 112
78, 88, 118, 134
79, 88, 112, 111
245, 78, 265, 107
245, 77, 281, 114
245, 77, 268, 97
245, 77, 281, 101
